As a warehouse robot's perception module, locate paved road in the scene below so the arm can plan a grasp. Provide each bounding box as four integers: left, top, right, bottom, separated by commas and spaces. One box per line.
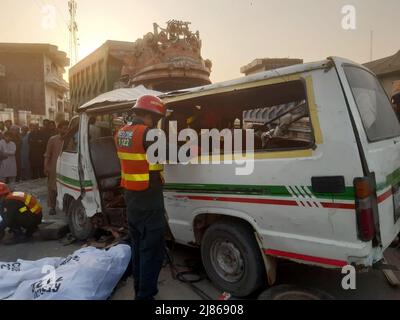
1, 179, 400, 300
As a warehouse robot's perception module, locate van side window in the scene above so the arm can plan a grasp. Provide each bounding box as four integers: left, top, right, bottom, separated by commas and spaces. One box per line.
63, 117, 79, 153
165, 80, 314, 155
88, 115, 113, 142
344, 66, 400, 142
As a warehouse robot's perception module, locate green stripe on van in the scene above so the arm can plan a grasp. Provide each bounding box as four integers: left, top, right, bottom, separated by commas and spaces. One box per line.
313, 187, 355, 200
57, 174, 93, 188
387, 168, 400, 188
164, 183, 292, 197
164, 183, 355, 200
375, 167, 400, 192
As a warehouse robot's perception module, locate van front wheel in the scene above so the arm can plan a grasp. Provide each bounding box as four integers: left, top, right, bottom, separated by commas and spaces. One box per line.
68, 199, 95, 240
201, 221, 265, 297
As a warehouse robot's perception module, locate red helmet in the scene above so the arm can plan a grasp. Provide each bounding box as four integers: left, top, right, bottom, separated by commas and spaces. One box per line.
0, 182, 10, 196
132, 95, 166, 117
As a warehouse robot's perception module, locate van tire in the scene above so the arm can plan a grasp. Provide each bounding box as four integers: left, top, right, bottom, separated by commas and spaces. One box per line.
201, 221, 265, 297
68, 199, 95, 240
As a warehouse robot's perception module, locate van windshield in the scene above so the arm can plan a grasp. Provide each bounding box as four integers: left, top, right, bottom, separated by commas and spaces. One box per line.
344, 66, 400, 142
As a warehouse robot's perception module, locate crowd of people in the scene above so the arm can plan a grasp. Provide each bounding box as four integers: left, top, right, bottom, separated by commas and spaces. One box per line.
0, 119, 70, 215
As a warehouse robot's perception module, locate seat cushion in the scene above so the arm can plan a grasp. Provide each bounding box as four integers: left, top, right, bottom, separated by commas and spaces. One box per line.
90, 136, 121, 190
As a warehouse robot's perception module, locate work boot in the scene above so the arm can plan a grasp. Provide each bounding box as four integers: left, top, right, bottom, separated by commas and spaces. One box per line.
49, 208, 57, 216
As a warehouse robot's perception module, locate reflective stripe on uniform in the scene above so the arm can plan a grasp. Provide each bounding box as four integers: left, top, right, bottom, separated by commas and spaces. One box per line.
31, 203, 41, 214
117, 152, 147, 161
12, 192, 25, 198
121, 173, 150, 182
149, 164, 164, 171
119, 152, 163, 171
25, 194, 32, 206
117, 124, 165, 191
19, 206, 28, 213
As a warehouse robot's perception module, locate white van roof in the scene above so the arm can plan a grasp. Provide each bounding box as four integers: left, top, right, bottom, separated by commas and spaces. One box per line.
79, 57, 363, 113
78, 85, 162, 112
161, 59, 331, 103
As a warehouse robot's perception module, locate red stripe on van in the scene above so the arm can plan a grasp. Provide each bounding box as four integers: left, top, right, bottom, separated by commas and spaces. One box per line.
175, 194, 357, 210
264, 249, 348, 267
174, 195, 299, 207
321, 202, 355, 210
377, 189, 392, 204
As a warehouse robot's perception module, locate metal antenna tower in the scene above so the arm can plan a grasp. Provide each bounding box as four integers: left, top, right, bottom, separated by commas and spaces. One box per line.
68, 0, 78, 65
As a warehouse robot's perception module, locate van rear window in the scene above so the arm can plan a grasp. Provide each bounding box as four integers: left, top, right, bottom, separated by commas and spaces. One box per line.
344, 66, 400, 142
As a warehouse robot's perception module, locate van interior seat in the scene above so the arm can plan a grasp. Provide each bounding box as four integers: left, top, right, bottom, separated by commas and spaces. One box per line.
90, 136, 121, 190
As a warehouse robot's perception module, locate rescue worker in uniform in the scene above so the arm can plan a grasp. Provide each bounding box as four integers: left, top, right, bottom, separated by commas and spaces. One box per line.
115, 95, 167, 300
0, 182, 42, 245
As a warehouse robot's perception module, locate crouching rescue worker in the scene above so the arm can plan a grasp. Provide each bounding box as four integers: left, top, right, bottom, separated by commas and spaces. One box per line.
0, 183, 42, 245
116, 95, 167, 300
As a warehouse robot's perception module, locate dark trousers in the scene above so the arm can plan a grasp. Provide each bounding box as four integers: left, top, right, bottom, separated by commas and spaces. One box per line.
31, 165, 44, 179
1, 210, 42, 236
0, 218, 6, 234
124, 190, 167, 300
15, 153, 21, 182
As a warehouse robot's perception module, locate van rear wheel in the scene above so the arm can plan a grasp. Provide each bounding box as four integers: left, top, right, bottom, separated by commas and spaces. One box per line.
68, 199, 95, 240
201, 221, 265, 297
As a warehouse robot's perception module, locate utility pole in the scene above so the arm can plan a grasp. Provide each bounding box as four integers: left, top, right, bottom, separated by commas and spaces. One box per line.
68, 0, 78, 66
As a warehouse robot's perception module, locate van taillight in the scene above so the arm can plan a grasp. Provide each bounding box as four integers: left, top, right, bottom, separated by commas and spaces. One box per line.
354, 177, 376, 242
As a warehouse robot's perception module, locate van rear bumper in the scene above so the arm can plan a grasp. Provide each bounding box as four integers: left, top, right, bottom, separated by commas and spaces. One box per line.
264, 247, 385, 269
262, 236, 387, 269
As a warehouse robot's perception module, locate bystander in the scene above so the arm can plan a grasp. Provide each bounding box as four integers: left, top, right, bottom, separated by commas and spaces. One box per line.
0, 132, 17, 183
28, 123, 46, 179
44, 121, 69, 215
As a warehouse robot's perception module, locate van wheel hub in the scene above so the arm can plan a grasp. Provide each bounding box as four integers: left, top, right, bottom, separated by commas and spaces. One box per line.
211, 240, 244, 283
68, 199, 95, 241
72, 206, 88, 230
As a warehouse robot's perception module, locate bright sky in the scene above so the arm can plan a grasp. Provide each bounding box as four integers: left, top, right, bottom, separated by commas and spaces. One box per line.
1, 0, 399, 83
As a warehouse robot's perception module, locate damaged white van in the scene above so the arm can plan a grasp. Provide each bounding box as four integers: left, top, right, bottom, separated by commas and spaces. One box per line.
57, 57, 400, 296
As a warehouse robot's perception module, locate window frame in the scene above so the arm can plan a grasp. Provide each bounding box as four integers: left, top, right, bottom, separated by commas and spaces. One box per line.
343, 64, 400, 143
163, 78, 316, 156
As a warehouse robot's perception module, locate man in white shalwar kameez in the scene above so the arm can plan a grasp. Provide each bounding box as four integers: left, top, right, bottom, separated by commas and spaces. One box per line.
0, 132, 17, 183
